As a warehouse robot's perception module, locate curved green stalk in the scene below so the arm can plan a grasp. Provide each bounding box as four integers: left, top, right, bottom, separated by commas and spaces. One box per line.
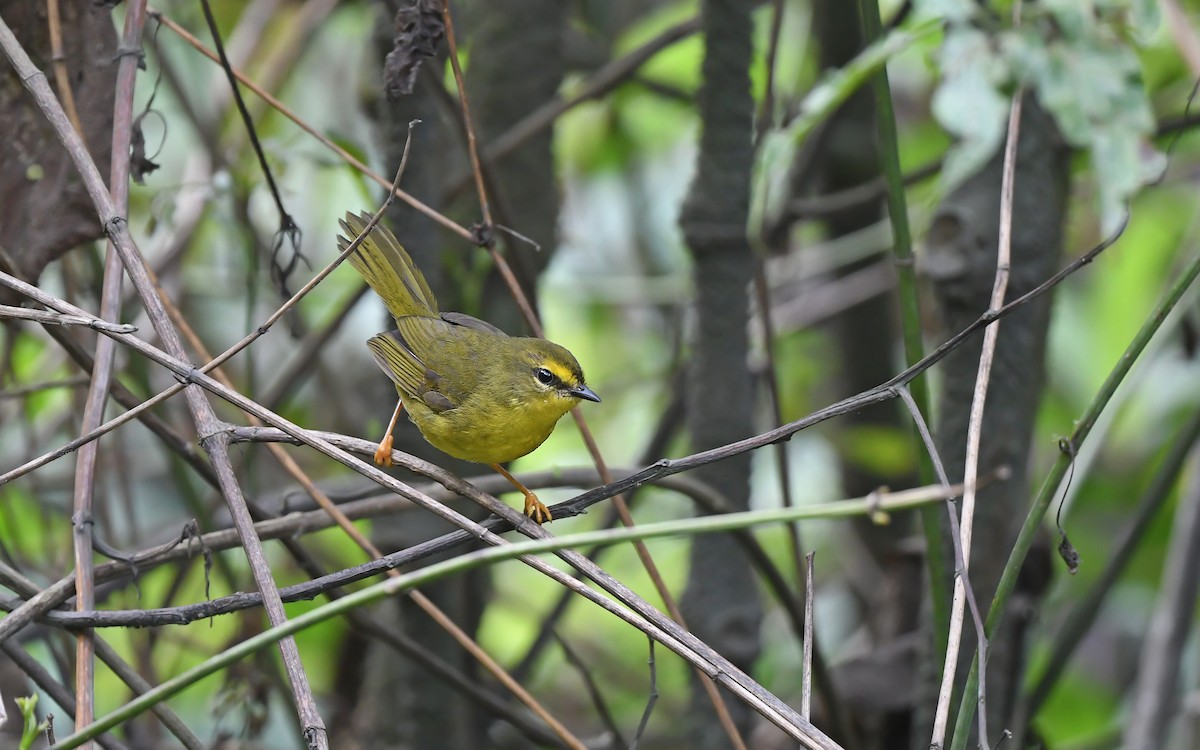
52, 488, 949, 749
948, 246, 1200, 749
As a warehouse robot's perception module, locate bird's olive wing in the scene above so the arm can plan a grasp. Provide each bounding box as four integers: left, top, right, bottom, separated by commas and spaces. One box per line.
369, 317, 479, 413
366, 331, 427, 396
367, 326, 458, 413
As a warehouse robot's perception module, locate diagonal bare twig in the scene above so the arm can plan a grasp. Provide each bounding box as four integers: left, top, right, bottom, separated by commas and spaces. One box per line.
441, 17, 701, 199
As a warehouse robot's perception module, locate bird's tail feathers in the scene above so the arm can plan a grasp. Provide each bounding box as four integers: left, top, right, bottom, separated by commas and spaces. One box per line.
339, 211, 439, 318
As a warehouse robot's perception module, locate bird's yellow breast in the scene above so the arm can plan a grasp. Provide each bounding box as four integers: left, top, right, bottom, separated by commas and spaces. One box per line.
404, 389, 576, 465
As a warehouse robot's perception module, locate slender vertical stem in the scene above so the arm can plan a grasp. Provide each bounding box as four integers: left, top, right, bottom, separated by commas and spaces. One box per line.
802, 551, 815, 720
856, 0, 950, 656
69, 3, 148, 742
931, 88, 1023, 750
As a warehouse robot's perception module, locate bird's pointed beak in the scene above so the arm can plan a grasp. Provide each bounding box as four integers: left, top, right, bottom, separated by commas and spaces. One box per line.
572, 384, 601, 403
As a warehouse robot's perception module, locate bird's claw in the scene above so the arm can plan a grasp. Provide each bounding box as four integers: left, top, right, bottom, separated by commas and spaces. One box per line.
373, 434, 394, 467
523, 493, 552, 525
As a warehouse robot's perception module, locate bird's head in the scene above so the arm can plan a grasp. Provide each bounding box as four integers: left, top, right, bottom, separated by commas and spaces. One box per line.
506, 338, 600, 423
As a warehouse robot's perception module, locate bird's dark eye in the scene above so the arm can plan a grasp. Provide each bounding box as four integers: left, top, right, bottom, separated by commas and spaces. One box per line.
535, 367, 555, 386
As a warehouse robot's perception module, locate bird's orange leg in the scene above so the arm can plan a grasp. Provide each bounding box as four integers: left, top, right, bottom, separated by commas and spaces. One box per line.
373, 399, 405, 466
490, 463, 551, 524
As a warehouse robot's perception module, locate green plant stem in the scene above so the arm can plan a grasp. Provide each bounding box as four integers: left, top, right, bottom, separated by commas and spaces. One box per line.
948, 245, 1200, 749
856, 0, 949, 655
1014, 401, 1200, 745
50, 488, 950, 749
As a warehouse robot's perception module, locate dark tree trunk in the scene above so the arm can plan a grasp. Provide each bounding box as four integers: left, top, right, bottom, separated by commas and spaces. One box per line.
914, 98, 1067, 746
677, 1, 761, 747
0, 0, 116, 300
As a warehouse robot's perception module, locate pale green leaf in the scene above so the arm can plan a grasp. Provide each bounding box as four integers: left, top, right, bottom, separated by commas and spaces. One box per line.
931, 27, 1010, 190
1009, 27, 1161, 234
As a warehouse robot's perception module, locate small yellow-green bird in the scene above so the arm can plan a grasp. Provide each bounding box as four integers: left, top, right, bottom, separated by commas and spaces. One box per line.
339, 212, 600, 523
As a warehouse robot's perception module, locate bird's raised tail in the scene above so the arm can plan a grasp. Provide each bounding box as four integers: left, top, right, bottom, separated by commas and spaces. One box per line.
339, 211, 439, 319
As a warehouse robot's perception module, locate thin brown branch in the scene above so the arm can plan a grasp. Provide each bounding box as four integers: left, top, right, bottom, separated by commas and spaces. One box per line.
0, 306, 136, 332
932, 81, 1026, 750
441, 2, 491, 228
45, 0, 82, 135
0, 374, 89, 398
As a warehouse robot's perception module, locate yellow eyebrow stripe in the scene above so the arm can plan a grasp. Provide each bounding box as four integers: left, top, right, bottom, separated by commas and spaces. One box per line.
543, 360, 578, 386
